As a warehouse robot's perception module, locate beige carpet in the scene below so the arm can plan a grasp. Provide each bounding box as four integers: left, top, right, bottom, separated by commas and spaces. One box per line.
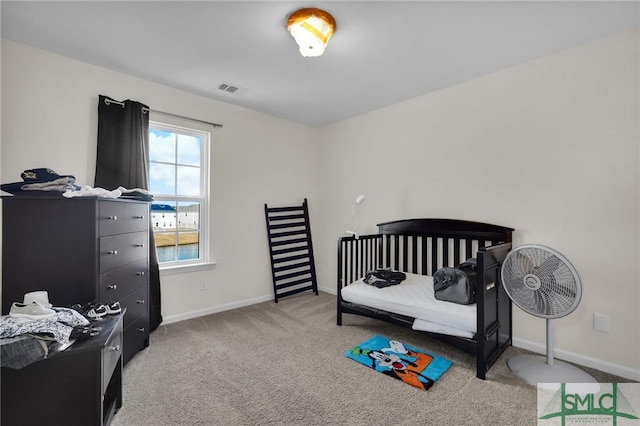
112, 292, 625, 426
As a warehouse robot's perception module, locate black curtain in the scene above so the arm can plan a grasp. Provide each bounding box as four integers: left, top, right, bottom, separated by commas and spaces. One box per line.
95, 94, 163, 331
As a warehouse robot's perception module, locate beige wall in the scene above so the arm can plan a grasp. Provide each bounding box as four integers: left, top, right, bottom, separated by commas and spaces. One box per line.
315, 29, 640, 378
2, 28, 639, 379
0, 39, 320, 321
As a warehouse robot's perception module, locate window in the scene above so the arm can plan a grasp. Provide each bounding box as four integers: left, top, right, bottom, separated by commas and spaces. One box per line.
149, 121, 210, 268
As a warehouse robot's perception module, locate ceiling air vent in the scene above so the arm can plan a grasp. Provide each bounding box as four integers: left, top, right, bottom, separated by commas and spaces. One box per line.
217, 81, 248, 96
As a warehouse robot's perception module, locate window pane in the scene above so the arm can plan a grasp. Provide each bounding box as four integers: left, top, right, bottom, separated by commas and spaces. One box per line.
177, 202, 199, 230
149, 129, 176, 163
176, 165, 200, 196
177, 134, 200, 166
151, 201, 177, 231
154, 232, 177, 262
150, 162, 176, 195
177, 231, 199, 261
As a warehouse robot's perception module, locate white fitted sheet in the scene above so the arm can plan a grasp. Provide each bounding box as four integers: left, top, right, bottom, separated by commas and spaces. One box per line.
341, 272, 477, 334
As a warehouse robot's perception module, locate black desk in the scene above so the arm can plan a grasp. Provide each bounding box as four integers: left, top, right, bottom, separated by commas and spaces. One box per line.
1, 313, 123, 426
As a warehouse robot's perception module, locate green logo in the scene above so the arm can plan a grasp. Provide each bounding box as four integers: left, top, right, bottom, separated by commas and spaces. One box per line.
540, 383, 639, 425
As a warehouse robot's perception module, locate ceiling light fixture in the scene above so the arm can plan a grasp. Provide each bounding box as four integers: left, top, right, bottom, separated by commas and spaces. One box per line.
286, 8, 336, 57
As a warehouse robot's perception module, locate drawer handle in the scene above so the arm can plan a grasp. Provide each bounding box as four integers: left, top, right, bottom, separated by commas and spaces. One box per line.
108, 250, 118, 255
108, 284, 118, 290
137, 271, 145, 276
135, 243, 145, 248
109, 345, 120, 352
136, 299, 145, 304
107, 215, 118, 221
137, 327, 145, 333
134, 215, 145, 219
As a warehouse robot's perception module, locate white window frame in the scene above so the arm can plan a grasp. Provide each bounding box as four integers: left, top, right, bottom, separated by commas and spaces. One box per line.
149, 119, 212, 273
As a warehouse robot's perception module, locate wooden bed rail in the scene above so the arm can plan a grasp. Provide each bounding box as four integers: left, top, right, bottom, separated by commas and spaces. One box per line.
337, 232, 507, 284
337, 234, 382, 287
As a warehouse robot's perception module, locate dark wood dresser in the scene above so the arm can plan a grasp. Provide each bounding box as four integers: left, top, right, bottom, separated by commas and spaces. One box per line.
1, 313, 124, 426
1, 196, 150, 364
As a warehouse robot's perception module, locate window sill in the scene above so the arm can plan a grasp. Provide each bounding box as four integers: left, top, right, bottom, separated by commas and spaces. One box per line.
159, 261, 217, 276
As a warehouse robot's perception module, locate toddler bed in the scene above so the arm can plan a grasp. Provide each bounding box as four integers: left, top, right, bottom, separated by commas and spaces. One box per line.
337, 218, 514, 379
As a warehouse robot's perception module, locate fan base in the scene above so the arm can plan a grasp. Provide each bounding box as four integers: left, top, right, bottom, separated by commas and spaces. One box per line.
508, 355, 597, 387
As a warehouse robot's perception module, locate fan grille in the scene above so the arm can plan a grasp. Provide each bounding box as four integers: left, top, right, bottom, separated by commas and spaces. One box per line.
501, 245, 581, 318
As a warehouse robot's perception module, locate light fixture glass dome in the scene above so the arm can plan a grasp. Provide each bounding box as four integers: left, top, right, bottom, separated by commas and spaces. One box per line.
287, 8, 336, 57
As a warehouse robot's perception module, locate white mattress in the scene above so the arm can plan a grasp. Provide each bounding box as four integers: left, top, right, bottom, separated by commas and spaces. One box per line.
341, 272, 477, 335
412, 318, 474, 339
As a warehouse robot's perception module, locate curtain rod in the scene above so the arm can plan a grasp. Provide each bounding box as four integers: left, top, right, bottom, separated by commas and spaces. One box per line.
103, 98, 223, 128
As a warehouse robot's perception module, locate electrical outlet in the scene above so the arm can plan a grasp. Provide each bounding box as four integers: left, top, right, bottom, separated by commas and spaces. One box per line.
593, 312, 609, 333
200, 280, 208, 291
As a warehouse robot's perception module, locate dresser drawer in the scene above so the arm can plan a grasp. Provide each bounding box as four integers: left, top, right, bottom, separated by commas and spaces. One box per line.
99, 201, 148, 236
99, 258, 148, 302
120, 286, 149, 328
99, 231, 148, 273
102, 316, 123, 394
123, 315, 149, 365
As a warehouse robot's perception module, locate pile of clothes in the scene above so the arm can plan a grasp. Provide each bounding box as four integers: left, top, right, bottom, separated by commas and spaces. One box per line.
0, 167, 153, 201
0, 168, 79, 195
0, 291, 114, 369
363, 268, 407, 288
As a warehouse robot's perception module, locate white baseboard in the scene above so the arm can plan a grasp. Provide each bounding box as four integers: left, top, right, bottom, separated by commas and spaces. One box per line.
513, 337, 640, 382
162, 287, 336, 325
161, 294, 274, 325
318, 285, 336, 295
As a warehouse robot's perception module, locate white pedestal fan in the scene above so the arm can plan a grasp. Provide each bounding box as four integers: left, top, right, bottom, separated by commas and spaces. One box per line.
501, 244, 596, 386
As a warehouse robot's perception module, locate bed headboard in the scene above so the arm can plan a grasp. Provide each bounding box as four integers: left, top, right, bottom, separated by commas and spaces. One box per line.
338, 218, 513, 285
377, 218, 513, 242
377, 218, 513, 276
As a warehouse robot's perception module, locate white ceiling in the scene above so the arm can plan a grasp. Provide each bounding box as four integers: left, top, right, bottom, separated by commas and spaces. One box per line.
2, 1, 638, 127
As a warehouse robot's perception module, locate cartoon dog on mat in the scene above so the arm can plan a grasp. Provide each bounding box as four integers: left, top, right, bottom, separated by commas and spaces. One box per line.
365, 340, 435, 390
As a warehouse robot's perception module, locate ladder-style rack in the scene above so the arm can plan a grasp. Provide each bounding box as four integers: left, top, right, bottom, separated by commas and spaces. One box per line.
264, 198, 318, 302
